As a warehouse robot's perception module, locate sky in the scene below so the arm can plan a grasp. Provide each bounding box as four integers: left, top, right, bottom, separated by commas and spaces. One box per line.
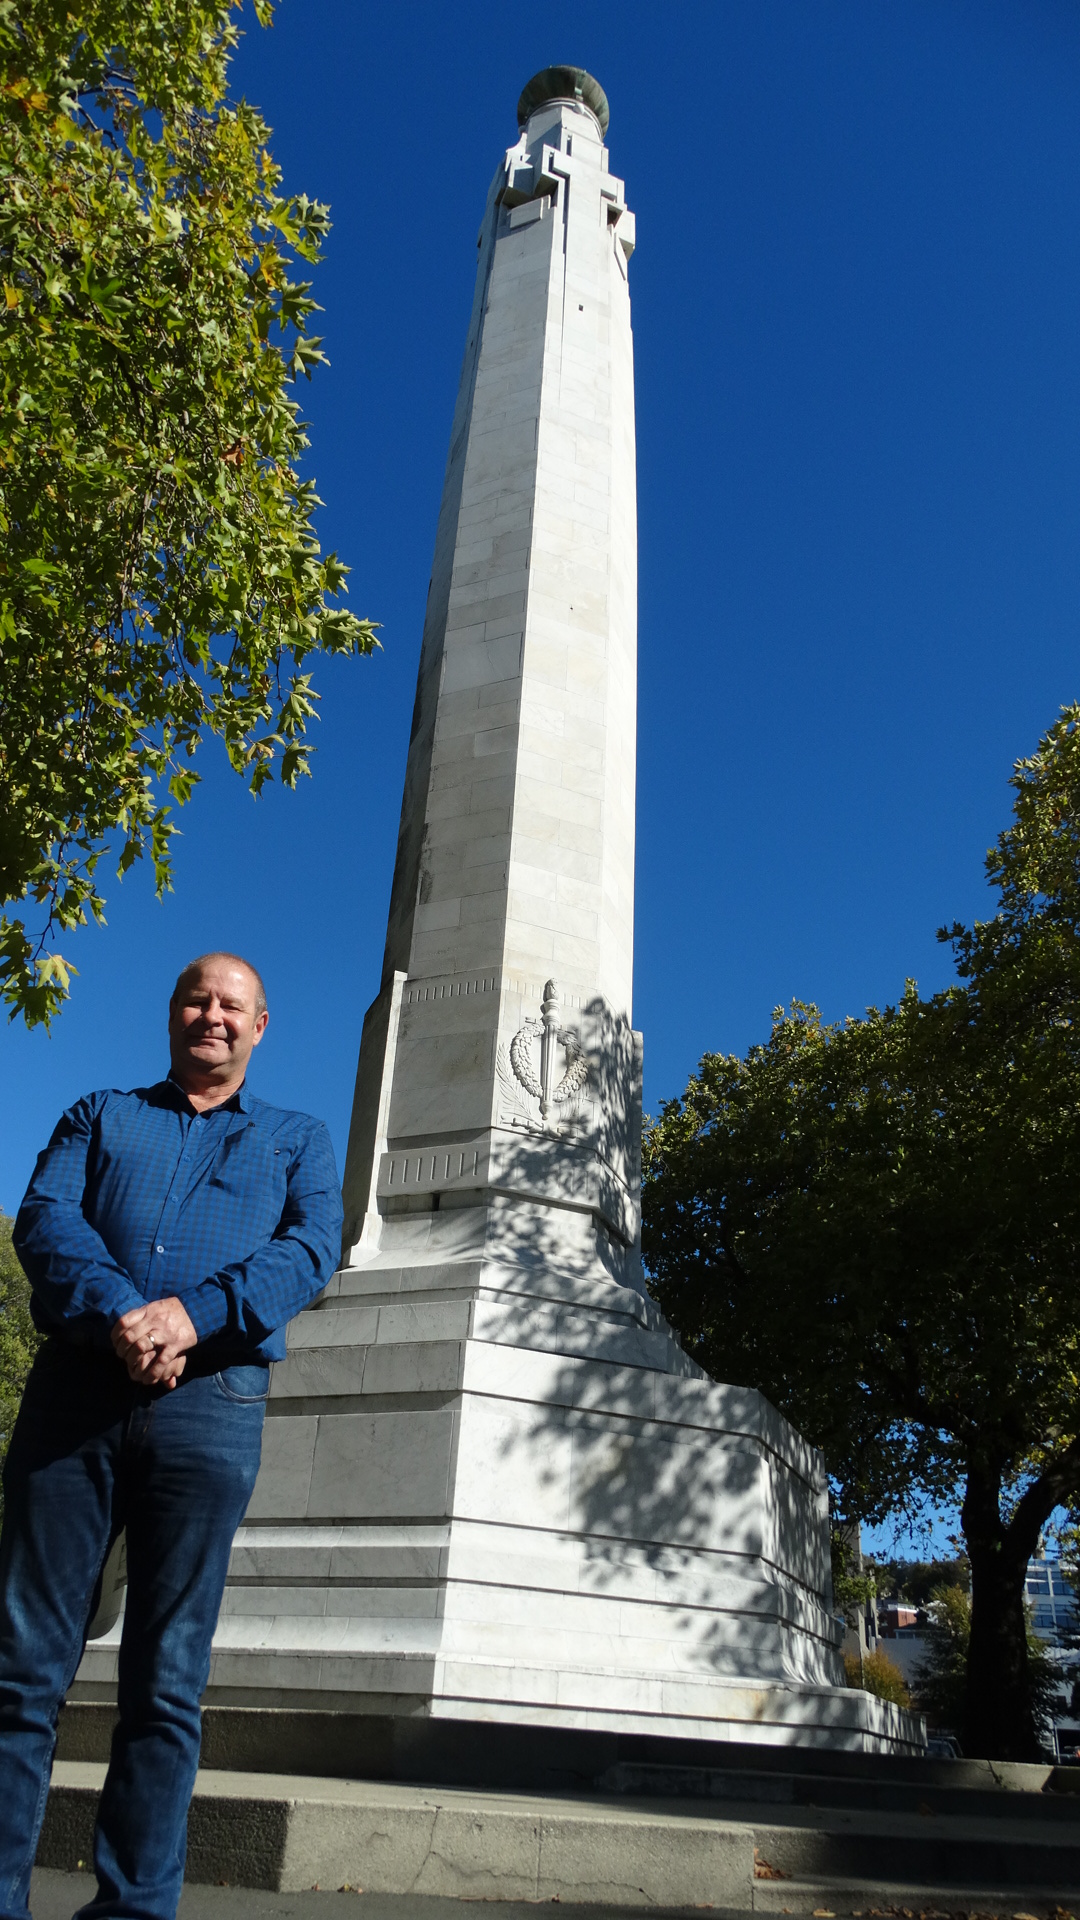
4, 5, 1080, 1538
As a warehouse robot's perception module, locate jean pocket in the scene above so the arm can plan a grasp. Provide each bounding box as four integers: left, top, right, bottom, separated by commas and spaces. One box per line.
215, 1363, 272, 1403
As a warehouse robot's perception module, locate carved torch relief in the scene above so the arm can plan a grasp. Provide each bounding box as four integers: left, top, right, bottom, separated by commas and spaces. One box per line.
497, 980, 591, 1134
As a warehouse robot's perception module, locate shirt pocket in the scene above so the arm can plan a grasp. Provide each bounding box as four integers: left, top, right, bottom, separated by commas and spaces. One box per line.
207, 1127, 289, 1207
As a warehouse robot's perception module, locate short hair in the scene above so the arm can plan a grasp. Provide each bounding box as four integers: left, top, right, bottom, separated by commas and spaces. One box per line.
171, 952, 267, 1017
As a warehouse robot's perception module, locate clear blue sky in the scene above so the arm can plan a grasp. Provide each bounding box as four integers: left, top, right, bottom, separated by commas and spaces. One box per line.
4, 0, 1080, 1272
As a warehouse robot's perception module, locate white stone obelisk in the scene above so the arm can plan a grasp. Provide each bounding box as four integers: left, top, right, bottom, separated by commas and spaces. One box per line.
336, 65, 643, 1277
77, 69, 920, 1753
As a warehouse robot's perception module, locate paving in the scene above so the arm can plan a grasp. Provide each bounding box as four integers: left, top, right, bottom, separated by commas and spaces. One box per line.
31, 1874, 736, 1920
27, 1863, 1080, 1919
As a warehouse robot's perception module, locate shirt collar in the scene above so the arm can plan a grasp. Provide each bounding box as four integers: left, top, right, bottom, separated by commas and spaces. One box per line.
163, 1071, 253, 1115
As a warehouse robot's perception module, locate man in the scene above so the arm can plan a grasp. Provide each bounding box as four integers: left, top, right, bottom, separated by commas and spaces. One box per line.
2, 953, 342, 1920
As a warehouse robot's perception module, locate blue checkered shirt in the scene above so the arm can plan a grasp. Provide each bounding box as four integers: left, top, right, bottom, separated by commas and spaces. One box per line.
14, 1075, 342, 1363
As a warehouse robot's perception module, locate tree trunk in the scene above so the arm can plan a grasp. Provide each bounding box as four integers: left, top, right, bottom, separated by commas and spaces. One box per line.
961, 1462, 1039, 1761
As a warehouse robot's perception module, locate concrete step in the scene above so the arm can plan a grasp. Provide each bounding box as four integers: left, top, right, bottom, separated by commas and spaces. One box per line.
745, 1802, 1080, 1890
601, 1758, 1080, 1823
36, 1764, 1080, 1906
50, 1704, 1046, 1795
38, 1764, 754, 1905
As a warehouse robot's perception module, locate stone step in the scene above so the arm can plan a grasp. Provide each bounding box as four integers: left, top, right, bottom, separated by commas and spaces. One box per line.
212, 1572, 836, 1652
36, 1765, 1080, 1905
221, 1523, 832, 1628
38, 1764, 753, 1905
745, 1804, 1080, 1891
277, 1301, 691, 1381
74, 1640, 903, 1749
54, 1703, 926, 1786
320, 1261, 671, 1330
601, 1758, 1080, 1823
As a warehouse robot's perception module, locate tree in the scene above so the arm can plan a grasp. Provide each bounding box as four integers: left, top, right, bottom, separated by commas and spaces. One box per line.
873, 1557, 970, 1607
909, 1584, 972, 1733
911, 1585, 1058, 1748
843, 1647, 910, 1710
642, 706, 1080, 1761
0, 0, 377, 1025
830, 1526, 877, 1619
0, 1215, 40, 1507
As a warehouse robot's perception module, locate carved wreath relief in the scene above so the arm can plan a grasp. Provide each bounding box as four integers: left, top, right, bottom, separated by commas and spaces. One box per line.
497, 979, 589, 1134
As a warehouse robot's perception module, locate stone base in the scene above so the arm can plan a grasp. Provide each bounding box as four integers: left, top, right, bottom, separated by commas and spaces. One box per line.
74, 1204, 923, 1756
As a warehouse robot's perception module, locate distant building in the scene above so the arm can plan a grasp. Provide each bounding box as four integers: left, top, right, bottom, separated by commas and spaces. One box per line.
878, 1600, 919, 1636
878, 1628, 930, 1687
1025, 1555, 1079, 1763
1025, 1556, 1078, 1640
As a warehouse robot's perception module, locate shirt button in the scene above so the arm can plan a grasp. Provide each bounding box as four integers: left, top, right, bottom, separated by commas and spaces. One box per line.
156, 1245, 165, 1254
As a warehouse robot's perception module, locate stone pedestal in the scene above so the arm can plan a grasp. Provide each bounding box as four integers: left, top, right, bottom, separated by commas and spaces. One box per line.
207, 1210, 913, 1748
78, 1199, 915, 1749
75, 67, 921, 1755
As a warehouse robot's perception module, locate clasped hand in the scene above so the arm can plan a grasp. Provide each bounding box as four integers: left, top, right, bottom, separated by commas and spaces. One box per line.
111, 1298, 197, 1388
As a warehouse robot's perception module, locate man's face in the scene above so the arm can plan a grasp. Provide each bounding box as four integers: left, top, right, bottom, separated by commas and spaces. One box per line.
168, 961, 268, 1088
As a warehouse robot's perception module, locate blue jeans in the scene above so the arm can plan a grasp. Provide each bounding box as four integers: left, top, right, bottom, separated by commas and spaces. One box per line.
0, 1340, 268, 1920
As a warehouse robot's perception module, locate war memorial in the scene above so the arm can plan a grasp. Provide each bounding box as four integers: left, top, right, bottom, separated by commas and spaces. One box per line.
72, 66, 916, 1765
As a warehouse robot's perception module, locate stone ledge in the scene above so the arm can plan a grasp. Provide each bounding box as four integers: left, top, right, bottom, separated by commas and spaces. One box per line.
38, 1764, 754, 1904
53, 1704, 925, 1786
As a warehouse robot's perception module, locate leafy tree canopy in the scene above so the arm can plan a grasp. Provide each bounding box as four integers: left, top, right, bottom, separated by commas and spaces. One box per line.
842, 1647, 910, 1711
872, 1558, 971, 1607
0, 1214, 40, 1508
0, 0, 377, 1025
643, 707, 1080, 1760
830, 1527, 878, 1616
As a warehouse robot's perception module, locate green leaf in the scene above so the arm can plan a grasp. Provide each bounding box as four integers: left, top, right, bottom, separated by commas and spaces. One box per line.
0, 0, 381, 1025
